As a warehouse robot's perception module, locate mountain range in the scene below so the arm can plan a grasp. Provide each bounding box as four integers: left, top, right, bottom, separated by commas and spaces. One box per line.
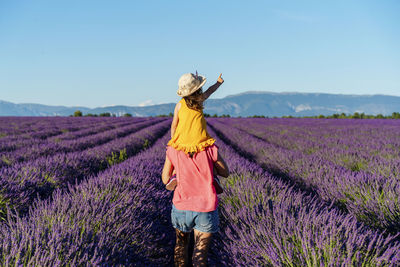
1, 91, 400, 117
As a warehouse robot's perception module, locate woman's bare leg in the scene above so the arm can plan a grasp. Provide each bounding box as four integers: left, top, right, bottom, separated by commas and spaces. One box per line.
192, 229, 213, 266
174, 229, 190, 267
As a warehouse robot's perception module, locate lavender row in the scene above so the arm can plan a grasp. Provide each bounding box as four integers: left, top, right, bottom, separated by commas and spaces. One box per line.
0, 116, 113, 142
225, 118, 400, 177
216, 118, 400, 231
0, 117, 82, 136
0, 119, 170, 221
47, 119, 146, 141
0, 118, 158, 168
0, 117, 145, 154
206, 126, 400, 266
0, 117, 116, 153
1, 119, 399, 265
240, 119, 400, 180
0, 131, 175, 266
209, 119, 400, 233
227, 118, 400, 188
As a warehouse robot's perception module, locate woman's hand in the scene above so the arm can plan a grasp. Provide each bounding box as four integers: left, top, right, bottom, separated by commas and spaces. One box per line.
217, 73, 224, 84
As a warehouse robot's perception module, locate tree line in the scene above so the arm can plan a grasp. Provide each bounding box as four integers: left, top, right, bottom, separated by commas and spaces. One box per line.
71, 110, 400, 119
71, 111, 132, 117
280, 112, 400, 119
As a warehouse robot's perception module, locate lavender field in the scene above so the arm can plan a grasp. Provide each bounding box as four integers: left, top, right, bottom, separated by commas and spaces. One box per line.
0, 117, 400, 266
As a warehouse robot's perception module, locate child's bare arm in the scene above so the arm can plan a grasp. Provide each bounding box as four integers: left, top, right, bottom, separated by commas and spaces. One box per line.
214, 152, 229, 178
161, 156, 174, 185
203, 73, 224, 100
170, 102, 181, 138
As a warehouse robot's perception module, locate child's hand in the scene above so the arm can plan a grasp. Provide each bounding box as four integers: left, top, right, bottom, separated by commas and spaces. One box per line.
217, 73, 224, 84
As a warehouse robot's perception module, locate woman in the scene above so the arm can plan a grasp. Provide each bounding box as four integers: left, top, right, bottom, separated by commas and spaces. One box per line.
161, 144, 229, 266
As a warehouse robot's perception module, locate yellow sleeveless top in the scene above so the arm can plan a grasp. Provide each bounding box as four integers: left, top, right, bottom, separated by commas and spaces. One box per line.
167, 98, 215, 154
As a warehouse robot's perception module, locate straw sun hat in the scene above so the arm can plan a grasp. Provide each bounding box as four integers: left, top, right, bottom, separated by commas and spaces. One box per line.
177, 72, 207, 97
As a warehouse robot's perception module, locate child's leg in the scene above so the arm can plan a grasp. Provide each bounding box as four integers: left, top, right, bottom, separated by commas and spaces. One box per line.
192, 229, 213, 266
174, 228, 190, 267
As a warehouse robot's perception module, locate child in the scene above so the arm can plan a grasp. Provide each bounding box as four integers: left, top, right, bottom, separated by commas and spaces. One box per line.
165, 72, 224, 192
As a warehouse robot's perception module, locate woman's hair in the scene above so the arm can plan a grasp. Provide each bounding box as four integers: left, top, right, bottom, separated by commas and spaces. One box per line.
184, 88, 204, 111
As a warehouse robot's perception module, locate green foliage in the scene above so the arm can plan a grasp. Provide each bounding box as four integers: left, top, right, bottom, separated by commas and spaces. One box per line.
1, 155, 11, 165
251, 115, 266, 118
143, 139, 150, 149
185, 113, 230, 118
0, 193, 9, 221
352, 112, 360, 119
106, 148, 128, 166
154, 113, 174, 117
349, 160, 366, 172
73, 110, 83, 117
155, 112, 235, 118
81, 110, 400, 119
392, 112, 400, 119
44, 173, 57, 185
284, 112, 400, 119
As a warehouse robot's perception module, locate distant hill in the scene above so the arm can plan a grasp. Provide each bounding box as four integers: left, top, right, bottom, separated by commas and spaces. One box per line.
1, 91, 400, 117
0, 100, 175, 117
205, 91, 400, 117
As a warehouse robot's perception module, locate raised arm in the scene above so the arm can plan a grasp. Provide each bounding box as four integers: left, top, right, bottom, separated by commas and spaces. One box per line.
203, 73, 224, 100
170, 102, 181, 138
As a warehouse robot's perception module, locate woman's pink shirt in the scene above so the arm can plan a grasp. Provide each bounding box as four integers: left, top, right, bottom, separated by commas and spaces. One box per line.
166, 144, 218, 212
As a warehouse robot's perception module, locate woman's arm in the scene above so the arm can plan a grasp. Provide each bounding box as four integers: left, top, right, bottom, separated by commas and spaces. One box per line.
170, 102, 181, 138
203, 73, 224, 100
213, 151, 229, 178
162, 156, 174, 185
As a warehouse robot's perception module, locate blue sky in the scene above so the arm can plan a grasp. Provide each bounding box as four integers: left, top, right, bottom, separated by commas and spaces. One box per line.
0, 0, 399, 108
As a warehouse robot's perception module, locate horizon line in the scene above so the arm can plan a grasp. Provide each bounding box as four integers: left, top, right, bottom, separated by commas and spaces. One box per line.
2, 90, 400, 108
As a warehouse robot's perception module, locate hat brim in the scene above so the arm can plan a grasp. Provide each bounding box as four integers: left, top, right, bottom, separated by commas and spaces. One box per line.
177, 75, 207, 97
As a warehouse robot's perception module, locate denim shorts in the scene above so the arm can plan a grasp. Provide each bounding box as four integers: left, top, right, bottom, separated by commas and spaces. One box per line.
171, 204, 219, 233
